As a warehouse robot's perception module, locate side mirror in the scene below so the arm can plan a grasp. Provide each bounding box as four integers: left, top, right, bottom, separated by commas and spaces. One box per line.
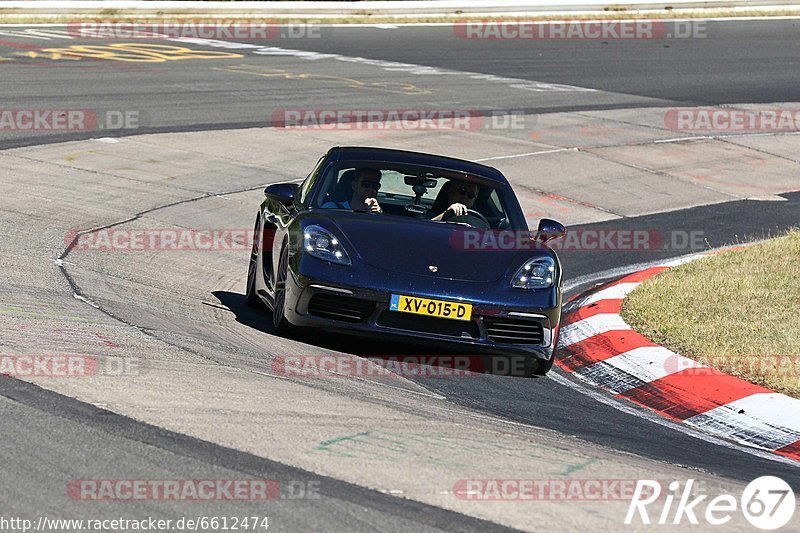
264, 183, 299, 206
536, 218, 566, 243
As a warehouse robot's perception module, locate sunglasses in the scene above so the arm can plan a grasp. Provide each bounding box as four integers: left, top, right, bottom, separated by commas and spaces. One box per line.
359, 180, 381, 190
456, 186, 477, 199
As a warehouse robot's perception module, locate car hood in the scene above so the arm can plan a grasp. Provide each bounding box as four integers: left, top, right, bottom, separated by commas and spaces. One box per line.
330, 214, 539, 282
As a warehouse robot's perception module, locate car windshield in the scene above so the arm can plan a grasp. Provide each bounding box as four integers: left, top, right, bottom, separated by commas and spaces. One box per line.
313, 161, 521, 230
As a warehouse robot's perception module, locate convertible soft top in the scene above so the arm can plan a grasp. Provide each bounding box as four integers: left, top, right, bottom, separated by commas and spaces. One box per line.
326, 146, 510, 186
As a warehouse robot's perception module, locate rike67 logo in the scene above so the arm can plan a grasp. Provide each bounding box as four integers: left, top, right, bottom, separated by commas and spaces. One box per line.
626, 477, 795, 529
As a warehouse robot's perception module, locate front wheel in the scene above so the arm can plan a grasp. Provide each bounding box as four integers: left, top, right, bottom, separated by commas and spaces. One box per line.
246, 216, 265, 309
531, 354, 554, 376
271, 243, 293, 335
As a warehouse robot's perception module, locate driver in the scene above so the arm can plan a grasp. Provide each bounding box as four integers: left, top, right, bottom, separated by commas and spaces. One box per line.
430, 180, 479, 221
322, 168, 383, 214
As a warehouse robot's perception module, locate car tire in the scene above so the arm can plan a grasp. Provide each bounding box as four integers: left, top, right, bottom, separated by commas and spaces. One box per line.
246, 215, 266, 309
271, 242, 293, 336
531, 353, 555, 376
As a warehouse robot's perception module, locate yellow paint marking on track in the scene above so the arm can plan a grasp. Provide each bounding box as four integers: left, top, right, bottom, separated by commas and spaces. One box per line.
14, 50, 82, 61
38, 43, 243, 63
214, 64, 431, 95
63, 150, 97, 162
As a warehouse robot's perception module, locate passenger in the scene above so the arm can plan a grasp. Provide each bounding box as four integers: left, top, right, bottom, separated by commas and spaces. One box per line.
429, 180, 479, 221
322, 169, 383, 214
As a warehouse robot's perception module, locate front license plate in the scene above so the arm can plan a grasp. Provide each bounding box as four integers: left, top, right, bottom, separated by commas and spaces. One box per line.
389, 294, 472, 321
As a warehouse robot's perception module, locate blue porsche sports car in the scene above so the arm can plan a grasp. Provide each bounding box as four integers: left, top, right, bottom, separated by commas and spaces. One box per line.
246, 147, 566, 376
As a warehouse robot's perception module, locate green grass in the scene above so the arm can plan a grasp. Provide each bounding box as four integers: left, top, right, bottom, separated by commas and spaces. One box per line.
621, 229, 800, 397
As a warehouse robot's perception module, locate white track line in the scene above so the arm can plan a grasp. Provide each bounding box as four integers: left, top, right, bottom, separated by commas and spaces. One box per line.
550, 372, 800, 467
475, 148, 577, 162
581, 282, 641, 305
559, 314, 631, 347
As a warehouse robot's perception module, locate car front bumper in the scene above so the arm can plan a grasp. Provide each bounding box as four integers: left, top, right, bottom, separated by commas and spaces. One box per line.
282, 261, 561, 362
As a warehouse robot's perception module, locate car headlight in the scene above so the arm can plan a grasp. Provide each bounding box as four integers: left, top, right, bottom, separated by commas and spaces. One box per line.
512, 257, 555, 289
303, 225, 351, 265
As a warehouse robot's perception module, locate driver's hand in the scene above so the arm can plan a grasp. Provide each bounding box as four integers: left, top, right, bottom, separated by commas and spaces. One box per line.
447, 203, 468, 217
365, 197, 382, 214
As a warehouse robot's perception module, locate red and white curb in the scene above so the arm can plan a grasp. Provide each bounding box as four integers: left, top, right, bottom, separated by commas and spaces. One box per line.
556, 254, 800, 461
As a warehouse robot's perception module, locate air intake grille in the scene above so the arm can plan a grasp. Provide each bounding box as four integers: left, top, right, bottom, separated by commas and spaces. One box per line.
377, 311, 480, 339
307, 294, 375, 323
483, 317, 545, 345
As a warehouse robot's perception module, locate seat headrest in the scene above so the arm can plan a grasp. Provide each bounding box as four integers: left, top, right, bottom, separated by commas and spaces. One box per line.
331, 169, 357, 202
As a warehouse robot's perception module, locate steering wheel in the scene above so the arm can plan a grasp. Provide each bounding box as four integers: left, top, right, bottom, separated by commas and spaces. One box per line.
441, 208, 491, 229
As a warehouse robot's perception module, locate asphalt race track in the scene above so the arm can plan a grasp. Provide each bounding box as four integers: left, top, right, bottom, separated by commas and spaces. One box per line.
1, 19, 799, 531
3, 19, 800, 149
